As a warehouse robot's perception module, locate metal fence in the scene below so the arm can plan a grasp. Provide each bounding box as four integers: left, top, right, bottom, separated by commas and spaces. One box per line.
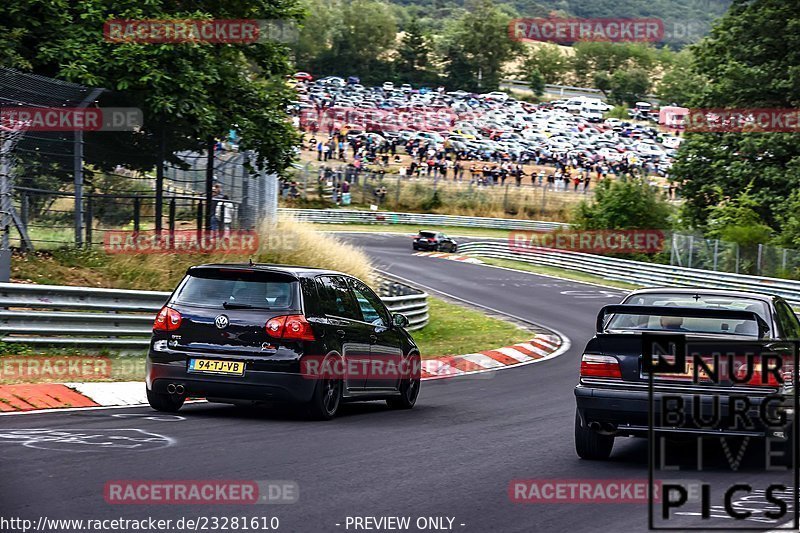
669, 233, 800, 279
280, 208, 567, 231
0, 276, 428, 349
458, 241, 800, 307
2, 67, 281, 253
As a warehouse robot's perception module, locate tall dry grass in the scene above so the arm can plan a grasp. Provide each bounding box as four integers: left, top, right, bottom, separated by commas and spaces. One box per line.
12, 217, 374, 290
258, 216, 374, 284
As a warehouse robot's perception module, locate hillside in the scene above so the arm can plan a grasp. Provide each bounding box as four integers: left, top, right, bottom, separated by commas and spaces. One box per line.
398, 0, 732, 47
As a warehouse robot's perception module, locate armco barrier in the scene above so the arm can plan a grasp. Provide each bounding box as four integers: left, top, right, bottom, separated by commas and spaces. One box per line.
0, 277, 428, 349
458, 242, 800, 307
280, 208, 566, 231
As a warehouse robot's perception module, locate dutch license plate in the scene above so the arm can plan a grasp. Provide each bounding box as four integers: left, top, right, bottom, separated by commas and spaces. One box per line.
649, 361, 715, 381
188, 359, 245, 376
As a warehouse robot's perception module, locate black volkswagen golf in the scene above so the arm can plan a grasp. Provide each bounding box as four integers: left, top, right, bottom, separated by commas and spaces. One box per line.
146, 264, 421, 419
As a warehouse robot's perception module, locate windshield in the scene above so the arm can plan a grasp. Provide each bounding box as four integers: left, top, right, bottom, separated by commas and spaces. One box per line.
606, 293, 770, 336
173, 270, 298, 309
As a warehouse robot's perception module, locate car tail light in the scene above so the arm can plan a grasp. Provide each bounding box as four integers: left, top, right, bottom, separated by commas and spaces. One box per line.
265, 315, 315, 342
580, 354, 621, 379
428, 238, 436, 242
154, 306, 182, 332
734, 358, 789, 387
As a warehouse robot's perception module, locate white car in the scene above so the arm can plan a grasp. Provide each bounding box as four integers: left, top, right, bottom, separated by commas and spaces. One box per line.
662, 135, 683, 149
382, 81, 395, 91
597, 147, 624, 162
400, 83, 412, 92
483, 91, 509, 102
634, 142, 666, 159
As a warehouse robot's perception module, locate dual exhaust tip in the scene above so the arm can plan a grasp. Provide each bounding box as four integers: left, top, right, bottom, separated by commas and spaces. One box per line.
167, 383, 185, 395
588, 421, 616, 434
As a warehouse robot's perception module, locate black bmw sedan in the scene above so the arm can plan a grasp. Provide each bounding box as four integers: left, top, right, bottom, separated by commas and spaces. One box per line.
146, 264, 421, 419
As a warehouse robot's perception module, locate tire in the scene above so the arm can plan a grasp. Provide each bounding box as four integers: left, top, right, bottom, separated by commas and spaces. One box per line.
451, 245, 458, 253
387, 354, 421, 410
147, 387, 185, 413
574, 411, 614, 460
307, 366, 342, 420
412, 244, 418, 250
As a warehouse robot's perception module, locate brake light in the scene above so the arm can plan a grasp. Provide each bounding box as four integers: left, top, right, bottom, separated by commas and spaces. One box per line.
265, 315, 315, 342
734, 359, 790, 387
428, 238, 437, 242
580, 354, 621, 378
154, 306, 182, 332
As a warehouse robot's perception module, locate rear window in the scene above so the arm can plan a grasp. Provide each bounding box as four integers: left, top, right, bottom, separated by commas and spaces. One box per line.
607, 293, 770, 337
418, 231, 437, 238
173, 270, 298, 309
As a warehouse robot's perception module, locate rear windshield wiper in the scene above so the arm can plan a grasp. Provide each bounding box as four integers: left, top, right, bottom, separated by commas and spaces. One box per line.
222, 302, 272, 310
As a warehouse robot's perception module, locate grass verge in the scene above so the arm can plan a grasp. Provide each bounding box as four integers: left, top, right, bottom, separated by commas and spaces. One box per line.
413, 296, 534, 358
310, 223, 512, 239
477, 256, 642, 290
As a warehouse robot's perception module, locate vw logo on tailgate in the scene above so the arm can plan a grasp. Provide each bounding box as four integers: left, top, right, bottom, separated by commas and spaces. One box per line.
214, 314, 229, 329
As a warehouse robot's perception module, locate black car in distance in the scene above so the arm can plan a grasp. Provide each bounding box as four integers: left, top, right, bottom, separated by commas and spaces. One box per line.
146, 264, 421, 419
412, 230, 458, 252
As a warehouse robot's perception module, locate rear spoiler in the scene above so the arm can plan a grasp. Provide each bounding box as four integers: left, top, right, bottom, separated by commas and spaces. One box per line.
596, 305, 770, 337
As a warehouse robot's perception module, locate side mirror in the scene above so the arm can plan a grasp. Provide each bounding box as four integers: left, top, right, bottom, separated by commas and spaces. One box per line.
392, 313, 410, 328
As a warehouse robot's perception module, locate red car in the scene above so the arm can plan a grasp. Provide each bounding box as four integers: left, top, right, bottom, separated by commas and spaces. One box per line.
293, 72, 313, 82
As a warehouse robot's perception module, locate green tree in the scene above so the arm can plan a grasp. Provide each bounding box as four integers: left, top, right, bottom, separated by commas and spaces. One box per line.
321, 0, 397, 84
293, 0, 339, 72
670, 0, 800, 230
440, 0, 521, 92
656, 49, 707, 106
608, 68, 651, 106
0, 0, 302, 174
527, 68, 545, 97
521, 43, 570, 84
573, 177, 673, 231
394, 19, 434, 85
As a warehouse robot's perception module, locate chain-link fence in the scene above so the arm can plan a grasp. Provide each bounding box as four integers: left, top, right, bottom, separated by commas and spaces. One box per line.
283, 162, 590, 220
670, 233, 800, 279
2, 67, 279, 254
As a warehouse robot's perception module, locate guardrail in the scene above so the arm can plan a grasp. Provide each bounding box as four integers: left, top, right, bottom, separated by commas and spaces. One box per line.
280, 208, 566, 231
0, 277, 428, 349
458, 242, 800, 307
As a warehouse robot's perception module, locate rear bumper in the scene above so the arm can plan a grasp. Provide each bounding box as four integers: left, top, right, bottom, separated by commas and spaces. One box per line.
574, 383, 793, 439
147, 359, 317, 404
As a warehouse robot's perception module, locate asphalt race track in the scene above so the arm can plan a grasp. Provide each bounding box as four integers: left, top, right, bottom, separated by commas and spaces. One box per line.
1, 232, 795, 532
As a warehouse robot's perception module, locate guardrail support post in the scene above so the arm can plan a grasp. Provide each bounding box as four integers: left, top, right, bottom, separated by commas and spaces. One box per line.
757, 244, 763, 275
85, 195, 93, 247
133, 197, 141, 234
712, 239, 719, 271
196, 200, 204, 238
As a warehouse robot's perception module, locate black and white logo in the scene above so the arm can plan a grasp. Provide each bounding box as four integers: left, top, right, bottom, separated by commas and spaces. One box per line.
215, 314, 229, 329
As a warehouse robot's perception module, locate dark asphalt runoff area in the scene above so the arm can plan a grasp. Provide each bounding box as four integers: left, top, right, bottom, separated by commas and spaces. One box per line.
0, 232, 795, 532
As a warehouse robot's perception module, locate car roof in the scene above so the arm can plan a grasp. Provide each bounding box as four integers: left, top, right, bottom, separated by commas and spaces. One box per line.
189, 263, 345, 279
627, 287, 778, 303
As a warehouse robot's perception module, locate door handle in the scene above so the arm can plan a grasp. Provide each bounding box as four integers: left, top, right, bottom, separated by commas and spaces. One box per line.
369, 334, 378, 343
336, 329, 346, 338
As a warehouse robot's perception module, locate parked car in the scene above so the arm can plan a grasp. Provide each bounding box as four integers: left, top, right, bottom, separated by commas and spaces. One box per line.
146, 264, 421, 419
412, 231, 458, 253
574, 288, 797, 460
293, 72, 313, 82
